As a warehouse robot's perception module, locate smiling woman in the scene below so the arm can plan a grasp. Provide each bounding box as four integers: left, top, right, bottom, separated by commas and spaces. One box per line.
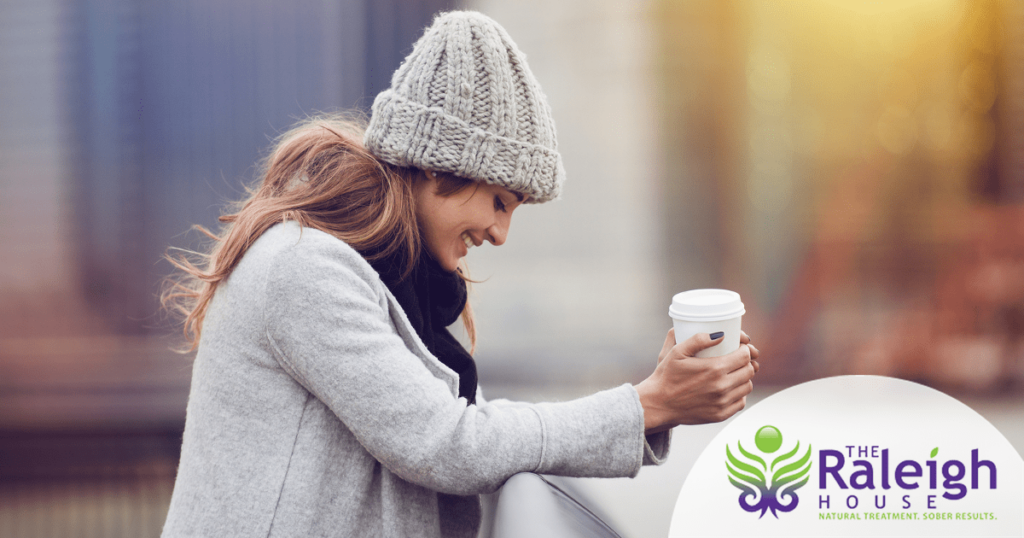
159, 10, 758, 538
415, 169, 526, 272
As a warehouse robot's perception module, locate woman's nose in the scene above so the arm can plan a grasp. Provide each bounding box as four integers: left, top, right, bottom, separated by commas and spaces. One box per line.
487, 220, 508, 246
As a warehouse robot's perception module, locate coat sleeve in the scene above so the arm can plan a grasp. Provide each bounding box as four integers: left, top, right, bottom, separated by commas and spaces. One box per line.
474, 387, 671, 467
262, 237, 660, 495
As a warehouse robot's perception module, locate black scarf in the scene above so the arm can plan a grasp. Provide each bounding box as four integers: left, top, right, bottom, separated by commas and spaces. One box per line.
365, 249, 478, 405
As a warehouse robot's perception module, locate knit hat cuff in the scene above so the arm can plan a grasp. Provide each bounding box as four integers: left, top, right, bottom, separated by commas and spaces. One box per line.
364, 90, 564, 203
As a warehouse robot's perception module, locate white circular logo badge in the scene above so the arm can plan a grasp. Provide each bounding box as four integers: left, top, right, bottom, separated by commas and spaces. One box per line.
670, 376, 1024, 537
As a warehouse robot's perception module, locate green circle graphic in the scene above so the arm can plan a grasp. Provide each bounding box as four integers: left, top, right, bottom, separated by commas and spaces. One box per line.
755, 425, 783, 453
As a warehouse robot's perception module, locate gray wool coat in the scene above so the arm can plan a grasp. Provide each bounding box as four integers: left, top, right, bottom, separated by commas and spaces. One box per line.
161, 222, 670, 538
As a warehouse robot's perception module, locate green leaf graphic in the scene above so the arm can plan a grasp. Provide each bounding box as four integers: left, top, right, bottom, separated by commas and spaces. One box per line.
738, 440, 767, 471
726, 457, 758, 482
781, 474, 810, 495
727, 462, 759, 490
724, 444, 765, 481
728, 474, 757, 495
773, 443, 813, 487
930, 447, 938, 458
771, 440, 801, 472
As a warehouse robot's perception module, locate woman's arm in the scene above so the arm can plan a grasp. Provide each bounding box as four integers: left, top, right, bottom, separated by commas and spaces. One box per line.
262, 234, 651, 495
475, 383, 672, 466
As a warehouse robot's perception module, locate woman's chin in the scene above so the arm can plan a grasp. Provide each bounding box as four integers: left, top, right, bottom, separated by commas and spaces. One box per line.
438, 255, 461, 273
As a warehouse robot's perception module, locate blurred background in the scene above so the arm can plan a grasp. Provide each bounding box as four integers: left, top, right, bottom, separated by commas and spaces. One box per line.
0, 0, 1021, 536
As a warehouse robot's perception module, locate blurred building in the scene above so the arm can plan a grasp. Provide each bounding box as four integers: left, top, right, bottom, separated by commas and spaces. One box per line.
650, 0, 1024, 390
0, 0, 452, 535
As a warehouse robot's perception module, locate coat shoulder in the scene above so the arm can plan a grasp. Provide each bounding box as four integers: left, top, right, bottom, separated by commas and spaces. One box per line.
251, 222, 384, 290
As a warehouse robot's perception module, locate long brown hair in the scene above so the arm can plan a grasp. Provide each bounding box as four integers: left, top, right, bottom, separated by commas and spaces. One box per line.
162, 113, 477, 353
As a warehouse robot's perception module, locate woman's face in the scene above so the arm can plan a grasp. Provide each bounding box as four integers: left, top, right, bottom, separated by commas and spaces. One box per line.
414, 171, 526, 272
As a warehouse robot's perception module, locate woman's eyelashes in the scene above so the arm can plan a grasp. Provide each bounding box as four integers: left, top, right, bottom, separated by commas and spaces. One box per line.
494, 195, 507, 213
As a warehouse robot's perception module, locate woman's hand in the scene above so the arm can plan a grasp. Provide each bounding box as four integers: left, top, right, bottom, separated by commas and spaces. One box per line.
636, 329, 760, 434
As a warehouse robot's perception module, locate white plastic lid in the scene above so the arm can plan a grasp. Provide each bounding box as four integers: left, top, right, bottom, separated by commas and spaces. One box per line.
668, 289, 745, 322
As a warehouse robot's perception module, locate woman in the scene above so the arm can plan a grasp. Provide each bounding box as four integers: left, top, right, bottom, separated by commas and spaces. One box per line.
161, 11, 758, 538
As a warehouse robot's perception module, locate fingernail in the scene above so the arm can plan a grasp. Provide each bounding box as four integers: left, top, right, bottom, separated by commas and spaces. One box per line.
710, 331, 724, 340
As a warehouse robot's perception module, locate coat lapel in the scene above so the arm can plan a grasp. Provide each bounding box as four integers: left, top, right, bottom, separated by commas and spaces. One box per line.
379, 284, 461, 397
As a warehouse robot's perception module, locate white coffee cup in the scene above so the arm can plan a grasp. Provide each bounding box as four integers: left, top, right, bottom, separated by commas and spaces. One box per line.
669, 289, 745, 358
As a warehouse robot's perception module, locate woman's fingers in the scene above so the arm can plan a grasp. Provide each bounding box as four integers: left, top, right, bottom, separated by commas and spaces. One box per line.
675, 332, 757, 362
658, 329, 676, 364
675, 331, 725, 357
746, 343, 759, 374
706, 372, 754, 422
719, 343, 752, 374
722, 358, 756, 390
722, 378, 753, 406
685, 378, 752, 425
716, 393, 749, 423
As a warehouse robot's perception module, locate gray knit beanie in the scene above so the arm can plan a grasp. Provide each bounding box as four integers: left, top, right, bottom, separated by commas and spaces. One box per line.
364, 11, 564, 203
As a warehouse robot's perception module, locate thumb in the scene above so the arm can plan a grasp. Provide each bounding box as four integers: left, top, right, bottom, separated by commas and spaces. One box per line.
676, 331, 724, 357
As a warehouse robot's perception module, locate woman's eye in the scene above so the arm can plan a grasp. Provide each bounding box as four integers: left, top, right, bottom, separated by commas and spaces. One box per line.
494, 195, 507, 212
